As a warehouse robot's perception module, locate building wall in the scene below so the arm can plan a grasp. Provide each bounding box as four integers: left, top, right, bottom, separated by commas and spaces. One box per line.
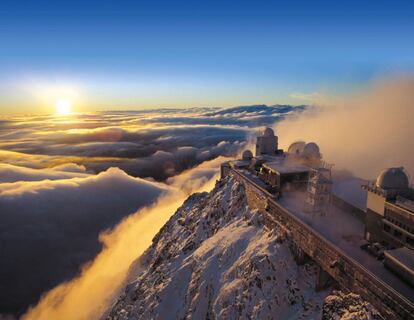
365, 208, 386, 243
255, 135, 278, 156
385, 203, 414, 229
259, 166, 280, 188
365, 191, 387, 242
383, 204, 414, 249
220, 162, 231, 179
367, 192, 386, 216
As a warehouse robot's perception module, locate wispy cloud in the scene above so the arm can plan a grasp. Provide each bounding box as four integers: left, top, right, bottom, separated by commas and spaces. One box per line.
279, 77, 414, 179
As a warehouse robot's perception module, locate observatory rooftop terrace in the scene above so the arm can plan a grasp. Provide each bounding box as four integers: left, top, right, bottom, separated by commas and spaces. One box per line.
222, 127, 414, 317
278, 189, 414, 302
223, 166, 414, 318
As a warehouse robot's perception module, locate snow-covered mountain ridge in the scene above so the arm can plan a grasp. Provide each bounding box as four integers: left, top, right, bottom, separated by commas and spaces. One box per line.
107, 176, 381, 320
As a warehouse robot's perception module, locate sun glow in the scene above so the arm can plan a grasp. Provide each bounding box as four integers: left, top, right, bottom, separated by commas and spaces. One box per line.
56, 99, 72, 115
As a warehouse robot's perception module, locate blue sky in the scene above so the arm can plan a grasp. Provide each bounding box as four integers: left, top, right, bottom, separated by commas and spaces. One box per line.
1, 0, 414, 113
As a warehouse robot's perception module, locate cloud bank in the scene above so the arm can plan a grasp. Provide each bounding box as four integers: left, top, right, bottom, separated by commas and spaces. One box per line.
22, 158, 222, 320
0, 167, 168, 316
276, 77, 414, 180
0, 105, 304, 181
0, 104, 305, 317
0, 163, 89, 183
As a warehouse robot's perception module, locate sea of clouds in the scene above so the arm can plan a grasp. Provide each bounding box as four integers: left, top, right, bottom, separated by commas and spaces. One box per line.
0, 104, 303, 317
2, 76, 414, 319
0, 105, 302, 181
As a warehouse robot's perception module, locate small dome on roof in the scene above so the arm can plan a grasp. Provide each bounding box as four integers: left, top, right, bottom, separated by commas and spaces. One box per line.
263, 127, 275, 137
242, 149, 253, 161
288, 141, 306, 155
375, 167, 409, 190
303, 142, 320, 156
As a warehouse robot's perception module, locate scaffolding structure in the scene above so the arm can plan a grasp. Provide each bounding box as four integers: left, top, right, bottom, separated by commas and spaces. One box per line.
304, 161, 333, 216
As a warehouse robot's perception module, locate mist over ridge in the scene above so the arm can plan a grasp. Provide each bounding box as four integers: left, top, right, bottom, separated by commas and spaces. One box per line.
276, 77, 414, 180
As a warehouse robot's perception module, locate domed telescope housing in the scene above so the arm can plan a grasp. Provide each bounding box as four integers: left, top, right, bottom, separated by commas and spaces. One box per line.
303, 142, 321, 160
287, 141, 306, 155
363, 167, 411, 201
264, 127, 275, 137
255, 127, 279, 156
287, 141, 321, 167
242, 149, 253, 161
375, 167, 409, 191
363, 166, 414, 248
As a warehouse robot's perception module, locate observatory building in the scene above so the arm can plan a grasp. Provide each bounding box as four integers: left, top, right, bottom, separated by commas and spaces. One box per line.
362, 167, 414, 286
255, 127, 281, 156
363, 167, 414, 249
221, 128, 414, 288
224, 127, 332, 212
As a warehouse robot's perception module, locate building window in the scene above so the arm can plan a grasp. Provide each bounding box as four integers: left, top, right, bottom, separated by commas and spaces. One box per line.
383, 224, 391, 233
407, 237, 414, 246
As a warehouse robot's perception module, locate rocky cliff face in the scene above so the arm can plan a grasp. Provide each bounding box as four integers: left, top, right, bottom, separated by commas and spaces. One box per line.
106, 176, 379, 320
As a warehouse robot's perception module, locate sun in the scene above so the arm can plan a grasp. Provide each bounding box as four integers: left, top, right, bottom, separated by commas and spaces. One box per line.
56, 99, 72, 115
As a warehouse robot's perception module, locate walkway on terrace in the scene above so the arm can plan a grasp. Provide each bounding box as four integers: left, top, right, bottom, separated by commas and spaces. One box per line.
279, 191, 414, 303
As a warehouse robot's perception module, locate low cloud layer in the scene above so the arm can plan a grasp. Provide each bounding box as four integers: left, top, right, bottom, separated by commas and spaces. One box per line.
22, 158, 223, 320
0, 105, 303, 181
0, 163, 89, 183
276, 77, 414, 180
0, 105, 306, 317
0, 167, 168, 316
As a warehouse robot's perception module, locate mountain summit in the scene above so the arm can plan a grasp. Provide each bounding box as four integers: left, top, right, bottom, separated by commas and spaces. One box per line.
106, 176, 380, 320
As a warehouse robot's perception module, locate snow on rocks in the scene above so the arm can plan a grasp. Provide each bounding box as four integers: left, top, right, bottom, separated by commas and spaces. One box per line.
322, 291, 382, 320
106, 176, 375, 320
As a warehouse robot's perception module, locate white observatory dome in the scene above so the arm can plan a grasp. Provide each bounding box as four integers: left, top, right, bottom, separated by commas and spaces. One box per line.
242, 149, 253, 161
375, 167, 409, 190
263, 127, 275, 137
303, 142, 320, 156
287, 141, 306, 155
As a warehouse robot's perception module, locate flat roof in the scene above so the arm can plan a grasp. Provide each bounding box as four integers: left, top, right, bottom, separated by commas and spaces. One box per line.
385, 247, 414, 272
263, 160, 311, 174
332, 178, 367, 210
229, 160, 250, 167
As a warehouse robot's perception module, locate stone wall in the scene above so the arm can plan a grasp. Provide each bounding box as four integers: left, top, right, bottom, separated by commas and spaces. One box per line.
227, 168, 414, 320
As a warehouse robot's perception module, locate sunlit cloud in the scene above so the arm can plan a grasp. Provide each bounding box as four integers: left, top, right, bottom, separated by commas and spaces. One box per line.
0, 106, 302, 181
0, 166, 169, 317
0, 163, 89, 183
277, 77, 414, 179
0, 104, 304, 317
22, 158, 222, 320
